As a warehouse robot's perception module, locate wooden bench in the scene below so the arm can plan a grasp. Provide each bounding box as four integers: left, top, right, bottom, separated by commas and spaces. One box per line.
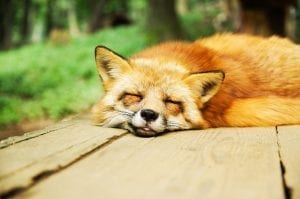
0, 117, 299, 199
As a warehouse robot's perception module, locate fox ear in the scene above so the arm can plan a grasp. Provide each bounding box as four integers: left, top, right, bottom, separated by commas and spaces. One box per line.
184, 71, 225, 103
95, 46, 132, 82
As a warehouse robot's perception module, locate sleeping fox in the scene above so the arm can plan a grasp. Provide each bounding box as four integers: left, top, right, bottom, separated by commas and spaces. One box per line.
92, 33, 300, 137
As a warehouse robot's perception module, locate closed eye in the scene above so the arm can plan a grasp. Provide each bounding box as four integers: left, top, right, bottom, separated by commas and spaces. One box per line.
164, 99, 183, 115
164, 99, 181, 105
121, 92, 143, 106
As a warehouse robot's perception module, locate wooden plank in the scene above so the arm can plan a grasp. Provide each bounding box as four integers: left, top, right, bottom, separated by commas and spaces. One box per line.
0, 119, 77, 149
15, 127, 284, 199
277, 125, 300, 199
0, 119, 127, 196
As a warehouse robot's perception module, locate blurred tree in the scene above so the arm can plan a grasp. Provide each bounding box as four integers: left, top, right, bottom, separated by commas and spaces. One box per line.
0, 0, 135, 49
0, 0, 14, 50
224, 0, 297, 38
296, 0, 300, 42
44, 0, 55, 37
68, 0, 80, 36
146, 0, 184, 42
177, 0, 190, 14
88, 0, 107, 32
88, 0, 131, 33
44, 0, 70, 37
20, 0, 32, 44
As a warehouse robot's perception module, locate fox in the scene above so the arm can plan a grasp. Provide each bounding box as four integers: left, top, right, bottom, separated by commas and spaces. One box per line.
92, 33, 300, 137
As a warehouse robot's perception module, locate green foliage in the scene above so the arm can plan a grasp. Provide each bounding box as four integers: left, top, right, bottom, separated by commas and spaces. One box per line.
0, 25, 149, 128
180, 1, 221, 40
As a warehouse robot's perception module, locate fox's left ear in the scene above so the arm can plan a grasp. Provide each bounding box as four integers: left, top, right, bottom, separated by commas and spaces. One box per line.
95, 46, 132, 82
184, 71, 225, 103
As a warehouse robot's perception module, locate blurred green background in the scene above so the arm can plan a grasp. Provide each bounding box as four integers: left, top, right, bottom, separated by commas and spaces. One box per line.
0, 0, 299, 138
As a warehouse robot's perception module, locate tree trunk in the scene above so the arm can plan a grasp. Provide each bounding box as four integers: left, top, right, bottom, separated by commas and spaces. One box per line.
44, 0, 54, 37
0, 0, 14, 50
147, 0, 185, 42
68, 0, 80, 36
241, 1, 287, 36
221, 0, 241, 30
296, 1, 300, 42
20, 0, 32, 45
88, 0, 106, 33
225, 0, 296, 37
177, 0, 189, 15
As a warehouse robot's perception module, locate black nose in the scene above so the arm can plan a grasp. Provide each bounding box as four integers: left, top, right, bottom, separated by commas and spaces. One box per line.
140, 109, 159, 122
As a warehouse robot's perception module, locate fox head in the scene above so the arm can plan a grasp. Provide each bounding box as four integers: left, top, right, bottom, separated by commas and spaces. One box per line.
93, 46, 224, 137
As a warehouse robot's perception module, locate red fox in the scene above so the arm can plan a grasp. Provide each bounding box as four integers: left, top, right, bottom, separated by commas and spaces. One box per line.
92, 33, 300, 137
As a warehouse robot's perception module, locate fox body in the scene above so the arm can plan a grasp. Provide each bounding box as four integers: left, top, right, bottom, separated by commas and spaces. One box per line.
93, 33, 300, 137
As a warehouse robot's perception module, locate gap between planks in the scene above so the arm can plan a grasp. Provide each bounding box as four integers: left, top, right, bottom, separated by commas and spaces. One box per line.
277, 125, 300, 199
276, 126, 292, 199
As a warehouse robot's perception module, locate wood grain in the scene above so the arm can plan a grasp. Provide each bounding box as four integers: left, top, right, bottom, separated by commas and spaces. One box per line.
0, 119, 77, 149
277, 125, 300, 199
0, 119, 127, 195
15, 127, 284, 199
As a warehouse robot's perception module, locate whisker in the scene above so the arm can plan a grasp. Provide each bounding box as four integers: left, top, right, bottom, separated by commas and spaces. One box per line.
101, 110, 131, 127
167, 121, 189, 130
101, 112, 120, 126
116, 110, 134, 117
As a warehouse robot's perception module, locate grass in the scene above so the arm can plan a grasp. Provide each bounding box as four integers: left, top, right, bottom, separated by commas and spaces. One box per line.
0, 26, 149, 128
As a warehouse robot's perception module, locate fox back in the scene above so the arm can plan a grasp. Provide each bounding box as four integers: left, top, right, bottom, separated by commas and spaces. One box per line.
93, 33, 300, 137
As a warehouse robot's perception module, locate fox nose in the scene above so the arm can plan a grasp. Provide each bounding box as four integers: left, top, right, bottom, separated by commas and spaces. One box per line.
140, 109, 159, 122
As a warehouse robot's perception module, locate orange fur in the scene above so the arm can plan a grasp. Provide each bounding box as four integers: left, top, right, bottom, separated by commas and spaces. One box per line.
93, 33, 300, 136
132, 34, 300, 127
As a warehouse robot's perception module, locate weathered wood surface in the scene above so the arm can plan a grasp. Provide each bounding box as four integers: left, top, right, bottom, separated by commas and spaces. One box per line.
0, 118, 127, 195
0, 119, 299, 199
277, 126, 300, 199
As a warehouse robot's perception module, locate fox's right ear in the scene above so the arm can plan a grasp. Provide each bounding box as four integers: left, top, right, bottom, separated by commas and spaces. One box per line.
184, 71, 225, 103
95, 46, 132, 82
